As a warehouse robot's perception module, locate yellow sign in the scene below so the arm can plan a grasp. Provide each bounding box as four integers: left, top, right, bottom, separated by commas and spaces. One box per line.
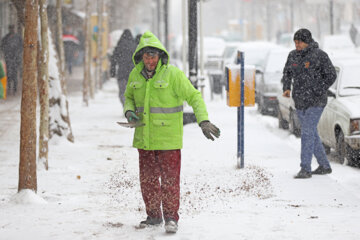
64, 0, 73, 5
226, 65, 255, 107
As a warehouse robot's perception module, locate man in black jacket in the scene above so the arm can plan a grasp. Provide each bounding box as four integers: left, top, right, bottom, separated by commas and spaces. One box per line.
0, 25, 23, 95
282, 28, 337, 179
110, 29, 136, 106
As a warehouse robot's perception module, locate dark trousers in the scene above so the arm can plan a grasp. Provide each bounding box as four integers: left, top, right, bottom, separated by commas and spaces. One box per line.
138, 149, 181, 222
117, 78, 126, 107
5, 61, 18, 94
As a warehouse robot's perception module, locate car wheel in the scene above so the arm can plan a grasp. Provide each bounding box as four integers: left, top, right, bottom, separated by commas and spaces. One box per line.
322, 143, 331, 155
257, 97, 262, 113
289, 111, 301, 137
336, 130, 346, 164
345, 145, 359, 166
278, 108, 289, 129
258, 97, 266, 115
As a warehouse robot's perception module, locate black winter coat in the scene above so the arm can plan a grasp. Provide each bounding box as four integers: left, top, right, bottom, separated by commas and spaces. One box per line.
110, 30, 136, 82
0, 32, 23, 66
282, 41, 337, 110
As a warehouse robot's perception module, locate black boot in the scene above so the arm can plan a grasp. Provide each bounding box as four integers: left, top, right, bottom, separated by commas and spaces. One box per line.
137, 216, 163, 229
312, 166, 332, 175
294, 168, 312, 179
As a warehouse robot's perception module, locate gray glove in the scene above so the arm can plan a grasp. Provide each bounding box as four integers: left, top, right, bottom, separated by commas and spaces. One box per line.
125, 111, 139, 123
200, 121, 220, 141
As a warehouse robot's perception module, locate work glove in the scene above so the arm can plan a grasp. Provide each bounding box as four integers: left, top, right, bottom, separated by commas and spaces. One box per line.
125, 111, 139, 123
200, 121, 220, 141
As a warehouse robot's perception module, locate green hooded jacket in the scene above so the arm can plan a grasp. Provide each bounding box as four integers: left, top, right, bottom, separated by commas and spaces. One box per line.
124, 31, 209, 150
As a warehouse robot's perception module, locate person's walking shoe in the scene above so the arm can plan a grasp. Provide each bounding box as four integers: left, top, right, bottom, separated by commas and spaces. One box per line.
137, 216, 163, 229
294, 168, 312, 179
164, 219, 178, 233
312, 166, 332, 175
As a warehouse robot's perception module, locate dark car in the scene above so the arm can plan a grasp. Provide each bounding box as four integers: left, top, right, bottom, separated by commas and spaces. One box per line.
257, 47, 290, 115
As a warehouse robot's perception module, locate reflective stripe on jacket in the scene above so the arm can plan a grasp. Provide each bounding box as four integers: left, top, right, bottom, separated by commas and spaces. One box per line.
124, 31, 209, 150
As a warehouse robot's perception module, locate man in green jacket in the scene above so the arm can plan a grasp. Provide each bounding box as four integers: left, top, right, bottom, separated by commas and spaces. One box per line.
124, 31, 220, 233
0, 61, 6, 99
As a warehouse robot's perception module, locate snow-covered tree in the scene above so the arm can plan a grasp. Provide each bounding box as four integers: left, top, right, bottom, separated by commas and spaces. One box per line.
48, 28, 73, 143
51, 0, 74, 142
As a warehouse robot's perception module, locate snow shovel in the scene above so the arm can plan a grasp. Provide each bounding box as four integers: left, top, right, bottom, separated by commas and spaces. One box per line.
116, 122, 145, 128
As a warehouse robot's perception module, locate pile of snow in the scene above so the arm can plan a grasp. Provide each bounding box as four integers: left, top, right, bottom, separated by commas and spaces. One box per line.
10, 189, 47, 205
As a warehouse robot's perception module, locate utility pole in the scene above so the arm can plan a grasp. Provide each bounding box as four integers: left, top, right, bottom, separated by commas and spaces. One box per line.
251, 0, 256, 40
157, 0, 161, 40
290, 0, 294, 33
182, 0, 187, 74
329, 0, 334, 35
164, 0, 169, 50
266, 0, 272, 41
199, 0, 204, 77
188, 0, 198, 89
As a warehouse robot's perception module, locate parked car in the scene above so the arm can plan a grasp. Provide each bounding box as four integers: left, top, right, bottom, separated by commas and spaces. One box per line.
221, 41, 282, 102
317, 58, 360, 165
257, 47, 290, 115
203, 37, 226, 97
221, 41, 243, 69
320, 34, 355, 53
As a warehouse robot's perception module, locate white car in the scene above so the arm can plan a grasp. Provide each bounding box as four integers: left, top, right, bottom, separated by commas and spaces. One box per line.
203, 37, 226, 97
318, 58, 360, 165
320, 34, 355, 53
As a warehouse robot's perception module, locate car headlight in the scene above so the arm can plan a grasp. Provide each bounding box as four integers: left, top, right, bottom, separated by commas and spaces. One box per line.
350, 119, 360, 135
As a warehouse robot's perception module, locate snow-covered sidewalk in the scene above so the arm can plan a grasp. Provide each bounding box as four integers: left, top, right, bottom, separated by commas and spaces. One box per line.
0, 79, 359, 240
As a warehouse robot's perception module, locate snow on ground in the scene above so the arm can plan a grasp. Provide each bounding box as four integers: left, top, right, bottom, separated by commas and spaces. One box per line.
0, 78, 360, 240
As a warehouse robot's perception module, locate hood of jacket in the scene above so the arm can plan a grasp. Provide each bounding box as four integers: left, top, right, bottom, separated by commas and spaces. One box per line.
132, 31, 169, 68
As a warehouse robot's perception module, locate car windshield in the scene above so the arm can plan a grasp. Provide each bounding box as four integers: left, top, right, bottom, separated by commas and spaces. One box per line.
245, 50, 268, 67
223, 46, 237, 59
236, 42, 279, 68
339, 65, 360, 96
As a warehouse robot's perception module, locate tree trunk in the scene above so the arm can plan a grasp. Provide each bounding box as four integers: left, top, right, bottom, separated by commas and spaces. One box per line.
83, 0, 90, 105
38, 0, 50, 170
88, 1, 95, 99
56, 0, 74, 142
56, 0, 65, 76
96, 0, 104, 90
19, 0, 39, 192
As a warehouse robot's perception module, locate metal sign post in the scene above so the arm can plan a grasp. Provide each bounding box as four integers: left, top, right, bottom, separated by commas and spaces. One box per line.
237, 51, 245, 168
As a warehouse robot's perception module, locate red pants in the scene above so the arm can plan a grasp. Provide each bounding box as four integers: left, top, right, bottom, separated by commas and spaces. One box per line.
138, 149, 181, 222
